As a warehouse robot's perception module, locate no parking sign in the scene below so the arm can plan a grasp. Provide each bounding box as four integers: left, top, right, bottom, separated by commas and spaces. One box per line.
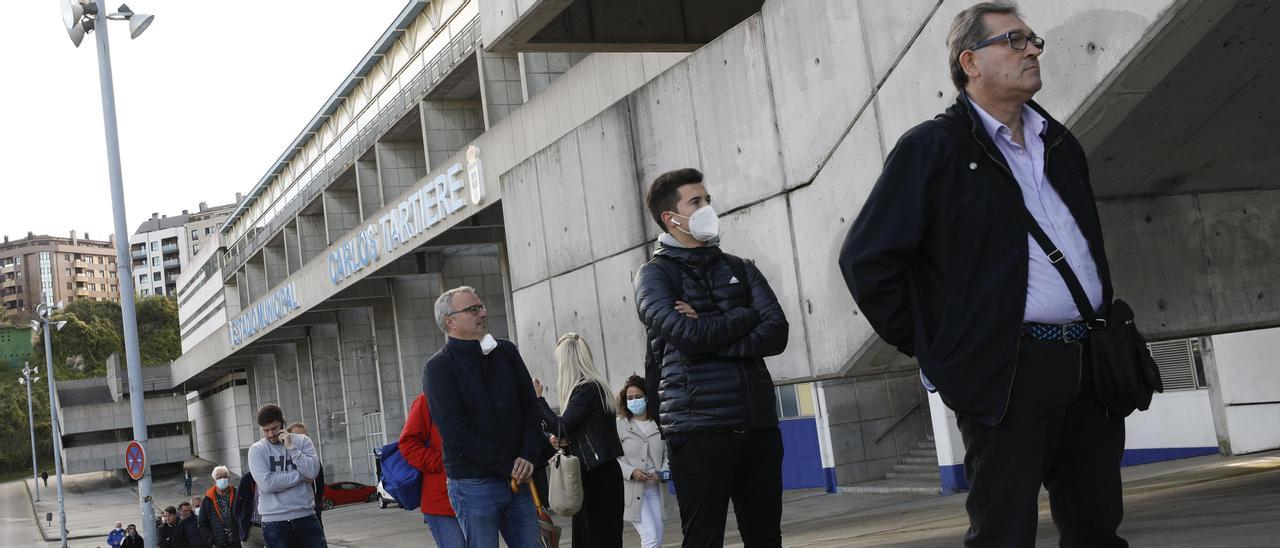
125, 440, 146, 481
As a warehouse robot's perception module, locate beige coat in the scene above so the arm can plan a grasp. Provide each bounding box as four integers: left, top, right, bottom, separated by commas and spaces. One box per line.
616, 416, 671, 523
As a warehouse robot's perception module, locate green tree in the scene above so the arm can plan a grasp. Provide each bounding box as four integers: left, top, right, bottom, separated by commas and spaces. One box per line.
0, 372, 52, 480
31, 296, 181, 378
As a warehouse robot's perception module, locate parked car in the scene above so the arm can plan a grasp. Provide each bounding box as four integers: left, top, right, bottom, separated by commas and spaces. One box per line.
321, 481, 378, 509
376, 480, 399, 509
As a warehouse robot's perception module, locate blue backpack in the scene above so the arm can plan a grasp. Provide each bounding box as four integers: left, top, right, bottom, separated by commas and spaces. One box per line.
379, 440, 422, 511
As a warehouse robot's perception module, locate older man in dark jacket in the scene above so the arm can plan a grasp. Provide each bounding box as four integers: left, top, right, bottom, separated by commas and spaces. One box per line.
840, 3, 1125, 547
634, 167, 789, 548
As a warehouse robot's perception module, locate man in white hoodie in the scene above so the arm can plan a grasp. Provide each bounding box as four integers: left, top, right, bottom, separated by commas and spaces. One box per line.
247, 404, 326, 547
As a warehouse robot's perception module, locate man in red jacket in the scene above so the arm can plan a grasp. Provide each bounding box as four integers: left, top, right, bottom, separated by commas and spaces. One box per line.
401, 393, 463, 547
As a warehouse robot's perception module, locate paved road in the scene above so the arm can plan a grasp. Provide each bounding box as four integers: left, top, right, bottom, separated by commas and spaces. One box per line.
6, 452, 1278, 547
0, 481, 49, 547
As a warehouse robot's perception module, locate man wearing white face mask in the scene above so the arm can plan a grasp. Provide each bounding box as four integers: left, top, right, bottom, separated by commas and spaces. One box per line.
425, 286, 544, 548
197, 465, 243, 547
635, 168, 790, 548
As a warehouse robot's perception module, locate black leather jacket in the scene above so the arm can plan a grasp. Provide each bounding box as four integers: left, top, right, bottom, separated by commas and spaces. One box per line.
634, 242, 789, 434
538, 380, 623, 470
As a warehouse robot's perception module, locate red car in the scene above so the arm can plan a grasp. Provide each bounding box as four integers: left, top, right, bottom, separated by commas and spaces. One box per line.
321, 481, 378, 509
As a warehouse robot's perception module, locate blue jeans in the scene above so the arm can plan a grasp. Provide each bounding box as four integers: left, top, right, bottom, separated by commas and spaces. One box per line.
425, 513, 466, 548
261, 514, 327, 548
446, 477, 540, 548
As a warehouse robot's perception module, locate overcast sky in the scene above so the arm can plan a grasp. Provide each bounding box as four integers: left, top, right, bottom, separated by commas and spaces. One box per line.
0, 0, 409, 242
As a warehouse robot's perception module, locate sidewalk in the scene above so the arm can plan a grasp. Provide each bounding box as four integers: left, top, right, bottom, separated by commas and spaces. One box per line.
21, 450, 1280, 547
24, 457, 220, 545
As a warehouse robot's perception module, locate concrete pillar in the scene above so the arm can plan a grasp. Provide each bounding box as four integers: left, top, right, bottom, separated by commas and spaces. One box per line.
308, 324, 352, 481
419, 99, 485, 171
477, 50, 522, 129
322, 187, 360, 243
389, 274, 443, 408
520, 52, 588, 101
927, 391, 968, 494
272, 344, 305, 428
224, 279, 243, 318
355, 156, 382, 220
336, 308, 383, 485
283, 222, 302, 276
297, 337, 323, 462
264, 236, 288, 290
245, 253, 268, 304
252, 354, 280, 410
296, 208, 328, 265
371, 294, 409, 437
375, 142, 427, 205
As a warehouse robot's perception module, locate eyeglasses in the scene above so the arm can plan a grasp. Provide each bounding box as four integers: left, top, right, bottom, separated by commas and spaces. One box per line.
446, 303, 486, 316
970, 31, 1045, 52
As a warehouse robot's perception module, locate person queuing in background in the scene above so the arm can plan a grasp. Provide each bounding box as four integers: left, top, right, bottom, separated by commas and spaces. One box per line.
400, 392, 463, 548
175, 501, 210, 548
425, 286, 543, 548
107, 521, 127, 548
198, 465, 243, 548
185, 470, 194, 497
158, 506, 181, 548
840, 2, 1126, 546
615, 375, 670, 548
533, 333, 624, 548
234, 471, 264, 548
41, 470, 48, 488
634, 167, 790, 548
287, 422, 326, 526
247, 404, 326, 547
120, 523, 145, 548
192, 496, 204, 518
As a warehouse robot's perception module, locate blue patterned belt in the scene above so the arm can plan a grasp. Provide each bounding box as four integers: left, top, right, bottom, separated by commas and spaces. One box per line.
1023, 322, 1089, 343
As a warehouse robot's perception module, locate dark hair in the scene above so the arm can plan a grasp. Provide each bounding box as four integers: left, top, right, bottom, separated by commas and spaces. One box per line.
163, 506, 177, 515
178, 502, 191, 510
616, 374, 647, 419
256, 404, 284, 427
645, 168, 704, 231
946, 1, 1021, 91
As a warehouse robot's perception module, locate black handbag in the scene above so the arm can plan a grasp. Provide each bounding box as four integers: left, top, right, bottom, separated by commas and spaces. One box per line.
1020, 208, 1163, 417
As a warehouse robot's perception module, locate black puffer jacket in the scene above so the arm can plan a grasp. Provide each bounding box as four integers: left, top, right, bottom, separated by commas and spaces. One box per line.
538, 380, 623, 470
634, 242, 789, 434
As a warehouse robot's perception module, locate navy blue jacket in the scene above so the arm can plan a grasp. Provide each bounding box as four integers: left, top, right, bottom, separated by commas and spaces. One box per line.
425, 337, 543, 479
839, 93, 1113, 425
234, 474, 255, 542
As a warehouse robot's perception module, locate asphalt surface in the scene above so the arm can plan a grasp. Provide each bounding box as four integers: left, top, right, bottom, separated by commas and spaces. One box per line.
5, 451, 1278, 547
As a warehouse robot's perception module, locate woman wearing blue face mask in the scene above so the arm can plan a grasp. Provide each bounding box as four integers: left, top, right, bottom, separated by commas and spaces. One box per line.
615, 375, 670, 548
198, 465, 242, 547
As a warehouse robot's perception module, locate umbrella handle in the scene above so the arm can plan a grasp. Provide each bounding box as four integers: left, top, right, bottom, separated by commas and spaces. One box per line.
510, 477, 551, 520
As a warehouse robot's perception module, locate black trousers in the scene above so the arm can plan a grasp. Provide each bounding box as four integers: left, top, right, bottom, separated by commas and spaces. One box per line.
572, 458, 623, 548
667, 427, 784, 548
957, 339, 1127, 547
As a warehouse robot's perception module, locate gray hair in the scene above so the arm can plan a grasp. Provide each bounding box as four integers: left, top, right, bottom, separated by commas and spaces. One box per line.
434, 286, 477, 333
946, 1, 1021, 91
211, 465, 230, 480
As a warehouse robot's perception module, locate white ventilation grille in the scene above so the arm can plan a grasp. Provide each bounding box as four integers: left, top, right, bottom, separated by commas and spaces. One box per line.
1147, 339, 1201, 391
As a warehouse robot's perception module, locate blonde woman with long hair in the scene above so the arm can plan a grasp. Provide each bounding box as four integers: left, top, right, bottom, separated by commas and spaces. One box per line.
533, 333, 624, 548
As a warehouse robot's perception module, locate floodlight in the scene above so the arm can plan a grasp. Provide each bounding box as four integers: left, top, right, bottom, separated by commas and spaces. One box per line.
30, 320, 39, 332
55, 321, 68, 331
128, 12, 153, 38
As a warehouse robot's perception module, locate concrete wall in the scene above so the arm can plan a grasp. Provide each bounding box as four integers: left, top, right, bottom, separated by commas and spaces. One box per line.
296, 208, 328, 265
376, 142, 428, 205
187, 374, 253, 475
421, 100, 486, 170
521, 52, 588, 101
1205, 328, 1280, 454
323, 187, 361, 244
820, 369, 932, 486
308, 324, 353, 481
355, 157, 382, 220
478, 51, 523, 128
64, 435, 191, 475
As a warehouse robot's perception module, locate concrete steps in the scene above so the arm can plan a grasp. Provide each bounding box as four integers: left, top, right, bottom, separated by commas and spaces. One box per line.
844, 433, 943, 495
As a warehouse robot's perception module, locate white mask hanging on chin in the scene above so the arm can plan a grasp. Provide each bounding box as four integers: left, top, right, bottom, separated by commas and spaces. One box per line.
669, 205, 720, 242
480, 333, 498, 355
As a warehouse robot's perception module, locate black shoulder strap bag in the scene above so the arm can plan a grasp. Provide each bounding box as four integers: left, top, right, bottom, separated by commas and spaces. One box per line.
1018, 208, 1163, 417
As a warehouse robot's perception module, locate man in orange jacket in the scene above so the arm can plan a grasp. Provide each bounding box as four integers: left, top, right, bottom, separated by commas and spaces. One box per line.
401, 393, 463, 547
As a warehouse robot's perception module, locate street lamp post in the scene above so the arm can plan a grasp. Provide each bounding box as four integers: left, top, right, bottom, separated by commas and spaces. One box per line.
60, 2, 158, 546
19, 364, 41, 503
35, 304, 68, 548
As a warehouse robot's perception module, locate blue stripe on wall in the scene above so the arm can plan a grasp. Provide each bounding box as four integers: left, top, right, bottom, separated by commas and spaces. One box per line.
940, 464, 968, 494
1121, 446, 1219, 467
934, 447, 1219, 495
778, 418, 825, 490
